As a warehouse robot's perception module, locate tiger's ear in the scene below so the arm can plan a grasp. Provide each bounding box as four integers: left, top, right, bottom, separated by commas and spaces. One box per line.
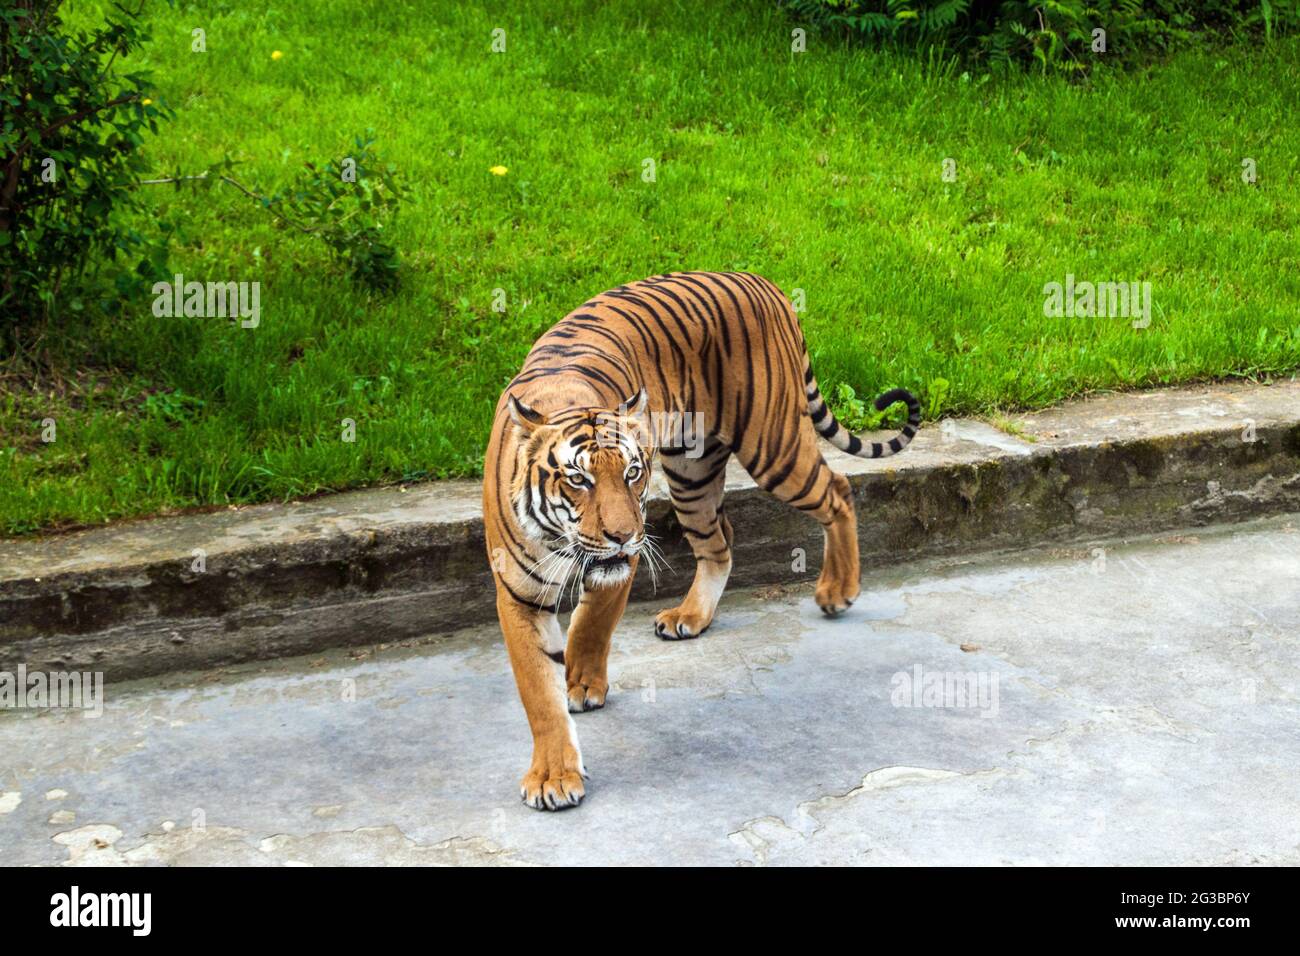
507, 394, 548, 434
617, 388, 652, 447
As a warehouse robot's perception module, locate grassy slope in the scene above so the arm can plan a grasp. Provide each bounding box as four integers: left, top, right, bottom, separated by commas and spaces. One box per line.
4, 0, 1299, 534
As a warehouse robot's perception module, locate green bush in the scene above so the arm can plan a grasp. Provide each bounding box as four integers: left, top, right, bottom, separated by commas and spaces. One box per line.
151, 136, 405, 293
255, 138, 404, 293
785, 1, 1300, 72
1, 2, 405, 354
0, 0, 169, 346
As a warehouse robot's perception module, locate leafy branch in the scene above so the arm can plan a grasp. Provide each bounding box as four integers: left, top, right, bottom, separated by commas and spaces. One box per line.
141, 136, 405, 292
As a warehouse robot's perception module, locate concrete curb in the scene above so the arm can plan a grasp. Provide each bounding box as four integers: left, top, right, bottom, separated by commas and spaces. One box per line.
3, 381, 1298, 681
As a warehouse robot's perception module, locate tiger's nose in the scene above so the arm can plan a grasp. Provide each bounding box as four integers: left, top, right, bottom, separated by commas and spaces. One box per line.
604, 529, 634, 546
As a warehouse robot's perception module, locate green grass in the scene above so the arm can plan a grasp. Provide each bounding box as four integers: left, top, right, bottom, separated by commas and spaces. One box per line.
4, 0, 1300, 535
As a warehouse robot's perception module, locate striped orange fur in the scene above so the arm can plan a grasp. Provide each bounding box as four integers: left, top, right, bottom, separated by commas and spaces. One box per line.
483, 271, 919, 810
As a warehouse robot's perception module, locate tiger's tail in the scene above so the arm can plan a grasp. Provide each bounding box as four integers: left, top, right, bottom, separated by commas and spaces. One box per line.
803, 364, 921, 459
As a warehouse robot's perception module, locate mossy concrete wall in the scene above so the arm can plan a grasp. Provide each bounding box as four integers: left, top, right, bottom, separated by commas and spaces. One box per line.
2, 381, 1297, 681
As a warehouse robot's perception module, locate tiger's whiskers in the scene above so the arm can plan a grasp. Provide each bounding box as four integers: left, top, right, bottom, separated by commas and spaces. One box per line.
638, 529, 671, 593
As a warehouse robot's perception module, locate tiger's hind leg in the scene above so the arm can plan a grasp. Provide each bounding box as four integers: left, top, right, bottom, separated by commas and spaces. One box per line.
656, 441, 733, 640
749, 418, 860, 617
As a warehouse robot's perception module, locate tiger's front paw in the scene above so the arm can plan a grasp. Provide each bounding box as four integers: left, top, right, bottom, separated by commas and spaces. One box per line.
567, 674, 608, 713
654, 604, 712, 641
520, 743, 587, 811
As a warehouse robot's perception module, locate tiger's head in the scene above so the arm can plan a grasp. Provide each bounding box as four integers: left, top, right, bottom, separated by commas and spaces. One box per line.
507, 389, 654, 589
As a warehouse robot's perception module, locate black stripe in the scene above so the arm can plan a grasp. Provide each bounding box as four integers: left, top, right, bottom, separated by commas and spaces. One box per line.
498, 575, 557, 614
662, 461, 726, 491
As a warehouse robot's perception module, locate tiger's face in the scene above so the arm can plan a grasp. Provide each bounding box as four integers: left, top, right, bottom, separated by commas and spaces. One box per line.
508, 390, 653, 589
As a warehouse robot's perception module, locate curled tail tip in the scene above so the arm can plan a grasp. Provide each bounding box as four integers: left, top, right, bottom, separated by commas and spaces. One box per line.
806, 373, 922, 459
849, 386, 921, 459
874, 387, 921, 415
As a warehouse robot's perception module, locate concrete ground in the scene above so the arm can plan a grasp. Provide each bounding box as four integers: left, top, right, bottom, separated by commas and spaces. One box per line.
2, 516, 1297, 866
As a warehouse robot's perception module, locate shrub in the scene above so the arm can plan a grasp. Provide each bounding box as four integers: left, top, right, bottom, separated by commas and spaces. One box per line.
150, 135, 405, 293
0, 0, 169, 346
784, 1, 1300, 72
1, 2, 405, 354
262, 139, 404, 293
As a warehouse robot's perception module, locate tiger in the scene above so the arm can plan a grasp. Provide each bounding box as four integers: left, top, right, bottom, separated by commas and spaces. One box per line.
483, 271, 920, 810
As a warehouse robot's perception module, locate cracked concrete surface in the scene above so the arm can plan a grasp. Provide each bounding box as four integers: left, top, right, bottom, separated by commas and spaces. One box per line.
2, 516, 1298, 866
